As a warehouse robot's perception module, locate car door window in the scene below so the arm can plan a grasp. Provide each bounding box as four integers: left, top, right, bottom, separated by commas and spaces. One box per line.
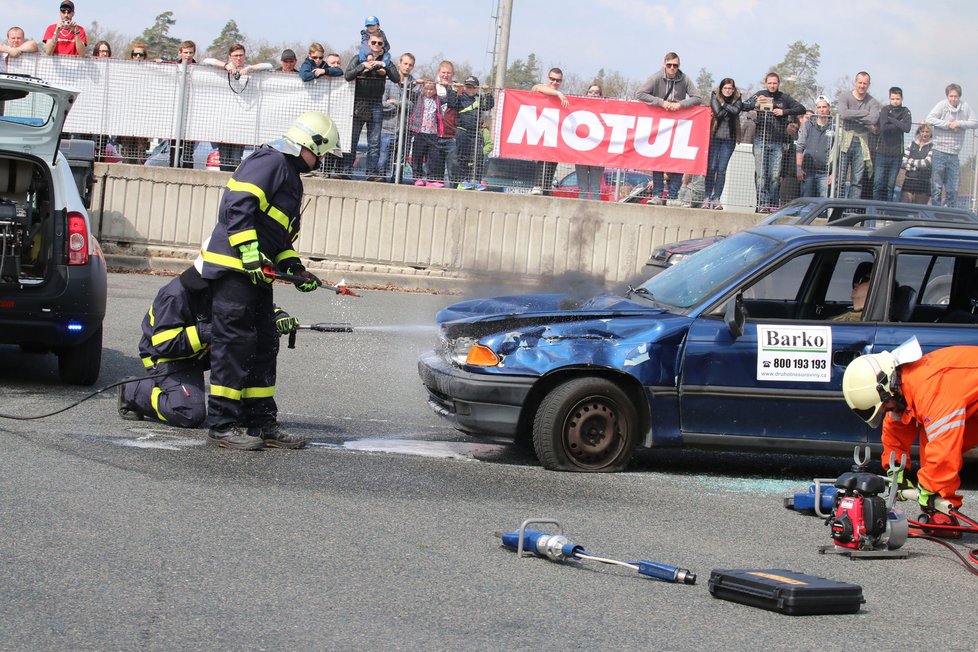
558, 172, 578, 188
739, 253, 813, 319
896, 253, 967, 322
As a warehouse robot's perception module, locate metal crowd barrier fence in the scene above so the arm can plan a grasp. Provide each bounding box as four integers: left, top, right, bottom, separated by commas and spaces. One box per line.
6, 53, 976, 212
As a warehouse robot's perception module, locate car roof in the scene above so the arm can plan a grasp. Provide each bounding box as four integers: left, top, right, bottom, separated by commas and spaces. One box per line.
782, 196, 977, 218
745, 220, 978, 248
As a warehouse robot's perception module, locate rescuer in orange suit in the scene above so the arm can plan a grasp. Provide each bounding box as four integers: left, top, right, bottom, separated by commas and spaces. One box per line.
843, 339, 978, 531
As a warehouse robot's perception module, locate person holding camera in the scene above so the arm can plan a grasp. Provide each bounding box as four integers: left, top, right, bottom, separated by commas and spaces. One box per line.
742, 72, 805, 212
43, 1, 86, 56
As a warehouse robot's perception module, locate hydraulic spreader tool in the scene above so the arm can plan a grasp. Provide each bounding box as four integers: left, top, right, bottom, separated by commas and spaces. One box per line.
496, 519, 696, 585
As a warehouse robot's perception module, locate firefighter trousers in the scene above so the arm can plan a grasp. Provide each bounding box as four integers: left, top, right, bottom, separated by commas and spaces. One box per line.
124, 363, 207, 428
207, 272, 279, 430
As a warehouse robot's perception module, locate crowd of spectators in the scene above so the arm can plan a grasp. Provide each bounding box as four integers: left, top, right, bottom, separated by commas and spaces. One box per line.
2, 4, 976, 208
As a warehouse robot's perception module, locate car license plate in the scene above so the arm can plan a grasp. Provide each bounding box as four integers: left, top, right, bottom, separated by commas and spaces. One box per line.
503, 187, 532, 194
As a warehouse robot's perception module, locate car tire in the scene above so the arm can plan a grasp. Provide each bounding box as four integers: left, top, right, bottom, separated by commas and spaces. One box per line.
532, 377, 638, 472
57, 326, 103, 385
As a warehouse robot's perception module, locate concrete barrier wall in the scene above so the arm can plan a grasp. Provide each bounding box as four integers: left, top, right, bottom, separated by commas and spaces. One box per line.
92, 164, 758, 288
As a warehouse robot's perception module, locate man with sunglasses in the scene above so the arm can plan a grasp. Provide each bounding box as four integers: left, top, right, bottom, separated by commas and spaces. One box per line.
636, 53, 702, 204
843, 339, 978, 535
129, 42, 147, 60
342, 35, 401, 180
43, 0, 86, 56
529, 68, 568, 195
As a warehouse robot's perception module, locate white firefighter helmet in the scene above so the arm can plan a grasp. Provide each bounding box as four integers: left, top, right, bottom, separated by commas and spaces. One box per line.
842, 337, 922, 427
279, 111, 341, 158
842, 351, 898, 428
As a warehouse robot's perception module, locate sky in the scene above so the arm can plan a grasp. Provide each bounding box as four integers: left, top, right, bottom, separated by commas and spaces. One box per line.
8, 0, 976, 120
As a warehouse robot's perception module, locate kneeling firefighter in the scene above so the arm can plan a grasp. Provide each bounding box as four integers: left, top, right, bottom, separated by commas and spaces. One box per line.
198, 111, 340, 450
843, 338, 978, 531
117, 263, 298, 428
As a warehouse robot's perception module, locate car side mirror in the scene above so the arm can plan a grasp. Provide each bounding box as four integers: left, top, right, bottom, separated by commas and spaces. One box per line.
725, 293, 745, 338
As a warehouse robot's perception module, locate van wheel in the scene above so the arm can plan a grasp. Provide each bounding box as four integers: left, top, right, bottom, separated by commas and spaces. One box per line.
58, 326, 103, 385
532, 377, 637, 472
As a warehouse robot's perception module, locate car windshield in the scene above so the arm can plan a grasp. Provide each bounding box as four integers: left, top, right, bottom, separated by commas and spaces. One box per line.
0, 88, 55, 128
636, 231, 782, 308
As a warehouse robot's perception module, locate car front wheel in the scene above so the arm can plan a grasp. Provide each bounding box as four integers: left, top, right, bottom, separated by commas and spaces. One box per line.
58, 326, 103, 385
532, 377, 638, 472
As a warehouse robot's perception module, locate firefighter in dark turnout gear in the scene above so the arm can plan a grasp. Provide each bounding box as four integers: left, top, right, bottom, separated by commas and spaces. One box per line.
118, 265, 212, 427
198, 111, 340, 450
117, 265, 299, 428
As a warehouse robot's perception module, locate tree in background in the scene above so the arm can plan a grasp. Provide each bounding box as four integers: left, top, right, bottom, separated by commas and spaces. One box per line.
208, 20, 246, 59
588, 68, 633, 99
491, 53, 540, 90
696, 67, 715, 99
85, 20, 131, 59
770, 40, 822, 108
136, 11, 181, 59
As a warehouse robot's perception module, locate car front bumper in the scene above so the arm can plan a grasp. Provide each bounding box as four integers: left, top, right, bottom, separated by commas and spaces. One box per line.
417, 350, 536, 438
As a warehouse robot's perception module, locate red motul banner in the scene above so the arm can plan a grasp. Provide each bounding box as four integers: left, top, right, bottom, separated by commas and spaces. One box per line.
496, 89, 710, 174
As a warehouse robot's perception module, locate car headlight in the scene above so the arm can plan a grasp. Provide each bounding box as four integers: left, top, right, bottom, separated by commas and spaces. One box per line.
667, 253, 687, 265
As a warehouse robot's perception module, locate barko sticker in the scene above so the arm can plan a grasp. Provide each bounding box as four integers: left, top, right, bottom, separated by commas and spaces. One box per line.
757, 325, 832, 382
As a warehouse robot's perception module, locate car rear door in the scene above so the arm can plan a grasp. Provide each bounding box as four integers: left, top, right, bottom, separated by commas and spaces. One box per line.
678, 246, 878, 443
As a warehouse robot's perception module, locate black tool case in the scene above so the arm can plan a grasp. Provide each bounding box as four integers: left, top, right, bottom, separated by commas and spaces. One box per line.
708, 569, 863, 615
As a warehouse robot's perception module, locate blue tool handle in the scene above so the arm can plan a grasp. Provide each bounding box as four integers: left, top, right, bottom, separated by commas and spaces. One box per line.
500, 528, 544, 552
634, 560, 697, 585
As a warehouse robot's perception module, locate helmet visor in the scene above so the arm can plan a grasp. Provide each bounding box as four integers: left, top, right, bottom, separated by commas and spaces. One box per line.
853, 402, 886, 428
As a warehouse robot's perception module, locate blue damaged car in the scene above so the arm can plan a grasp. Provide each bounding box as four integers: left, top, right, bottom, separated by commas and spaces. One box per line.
419, 220, 978, 471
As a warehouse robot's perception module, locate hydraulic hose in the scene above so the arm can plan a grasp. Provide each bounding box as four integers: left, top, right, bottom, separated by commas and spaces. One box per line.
0, 368, 184, 420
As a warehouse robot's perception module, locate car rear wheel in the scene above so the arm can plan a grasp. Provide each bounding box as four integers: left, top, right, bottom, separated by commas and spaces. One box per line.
532, 377, 637, 472
57, 326, 103, 385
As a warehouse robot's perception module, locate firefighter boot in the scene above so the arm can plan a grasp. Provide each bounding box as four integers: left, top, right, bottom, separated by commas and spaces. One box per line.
117, 384, 144, 421
207, 425, 266, 451
249, 422, 307, 449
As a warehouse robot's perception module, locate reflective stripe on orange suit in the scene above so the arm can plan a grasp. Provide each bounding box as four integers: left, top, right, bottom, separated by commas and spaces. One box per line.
882, 346, 978, 507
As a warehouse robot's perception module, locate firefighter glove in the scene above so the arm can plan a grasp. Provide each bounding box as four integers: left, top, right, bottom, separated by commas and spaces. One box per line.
918, 485, 940, 511
887, 466, 916, 500
274, 309, 299, 335
238, 242, 268, 285
289, 266, 320, 293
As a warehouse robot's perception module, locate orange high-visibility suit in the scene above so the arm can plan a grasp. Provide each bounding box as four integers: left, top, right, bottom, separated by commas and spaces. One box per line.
882, 346, 978, 507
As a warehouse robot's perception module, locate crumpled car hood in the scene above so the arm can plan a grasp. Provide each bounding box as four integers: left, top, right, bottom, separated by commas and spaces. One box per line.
436, 292, 669, 339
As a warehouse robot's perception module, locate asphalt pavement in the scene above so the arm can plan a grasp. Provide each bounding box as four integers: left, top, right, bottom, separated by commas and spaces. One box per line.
0, 272, 975, 650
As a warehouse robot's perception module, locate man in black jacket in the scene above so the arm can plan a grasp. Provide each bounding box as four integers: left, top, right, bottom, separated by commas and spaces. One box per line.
873, 87, 912, 201
341, 35, 401, 180
743, 72, 806, 212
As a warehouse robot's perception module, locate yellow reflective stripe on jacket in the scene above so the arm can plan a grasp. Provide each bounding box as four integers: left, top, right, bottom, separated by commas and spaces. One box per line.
150, 386, 168, 422
200, 248, 244, 270
186, 325, 204, 353
243, 386, 276, 399
151, 326, 184, 347
275, 249, 300, 264
228, 229, 259, 248
225, 179, 293, 233
148, 305, 156, 327
211, 384, 243, 400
